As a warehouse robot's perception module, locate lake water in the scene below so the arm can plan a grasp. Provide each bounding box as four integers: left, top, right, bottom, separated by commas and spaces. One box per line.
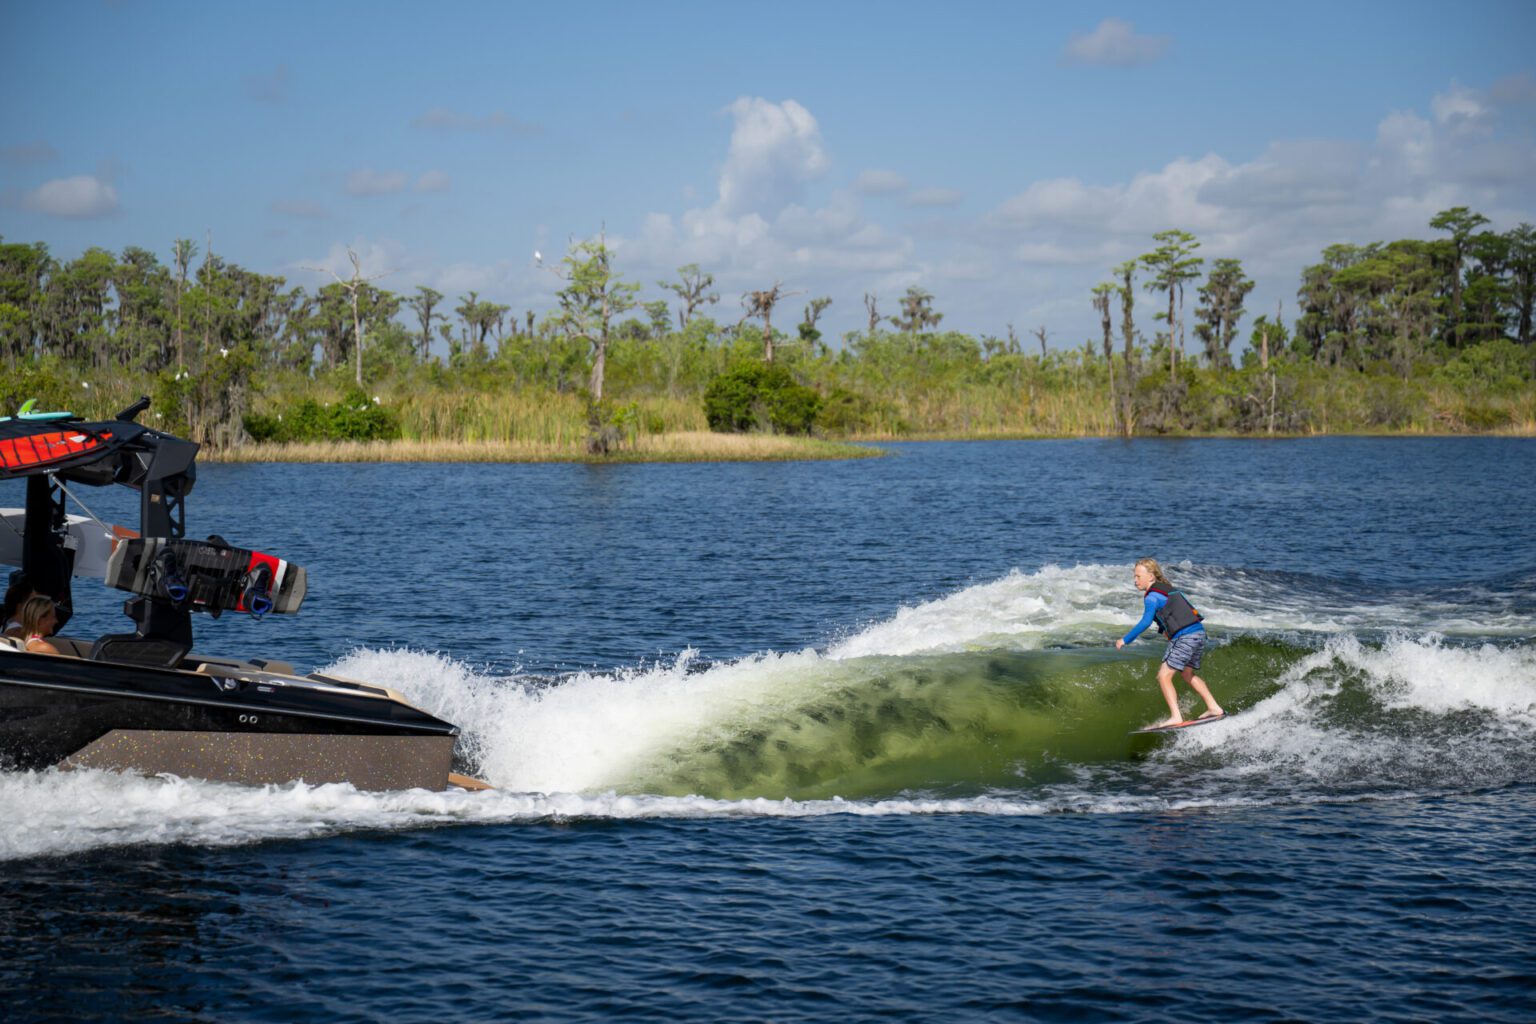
3, 438, 1534, 1021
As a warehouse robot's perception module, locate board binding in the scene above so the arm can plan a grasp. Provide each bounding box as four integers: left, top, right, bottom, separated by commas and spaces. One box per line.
105, 536, 306, 617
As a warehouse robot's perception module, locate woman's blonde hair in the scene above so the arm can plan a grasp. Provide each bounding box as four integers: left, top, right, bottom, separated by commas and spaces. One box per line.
1135, 558, 1171, 588
19, 595, 56, 638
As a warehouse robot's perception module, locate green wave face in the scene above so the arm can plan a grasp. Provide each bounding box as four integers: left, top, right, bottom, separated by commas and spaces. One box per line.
623, 640, 1299, 800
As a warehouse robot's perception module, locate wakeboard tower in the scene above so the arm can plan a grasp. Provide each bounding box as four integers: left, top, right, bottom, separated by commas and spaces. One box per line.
0, 398, 482, 791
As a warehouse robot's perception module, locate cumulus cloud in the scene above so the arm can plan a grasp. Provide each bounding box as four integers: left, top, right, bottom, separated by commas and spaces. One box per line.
601, 99, 920, 315
717, 97, 828, 217
384, 80, 1536, 346
854, 169, 909, 196
1195, 140, 1363, 210
23, 174, 118, 218
980, 78, 1536, 339
1063, 18, 1171, 67
992, 154, 1234, 241
411, 107, 541, 136
414, 170, 451, 193
345, 169, 409, 196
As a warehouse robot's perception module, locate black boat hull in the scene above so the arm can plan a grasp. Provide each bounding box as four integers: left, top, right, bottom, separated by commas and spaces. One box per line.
0, 650, 461, 790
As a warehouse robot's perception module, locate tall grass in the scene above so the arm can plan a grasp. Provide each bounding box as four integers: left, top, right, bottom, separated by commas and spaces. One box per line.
392, 391, 709, 443
214, 432, 879, 464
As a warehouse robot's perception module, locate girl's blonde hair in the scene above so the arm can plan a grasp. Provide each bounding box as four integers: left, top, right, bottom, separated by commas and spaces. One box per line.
1135, 558, 1171, 588
19, 595, 56, 638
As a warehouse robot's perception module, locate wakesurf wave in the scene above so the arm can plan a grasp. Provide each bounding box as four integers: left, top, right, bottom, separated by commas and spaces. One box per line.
4, 563, 1533, 860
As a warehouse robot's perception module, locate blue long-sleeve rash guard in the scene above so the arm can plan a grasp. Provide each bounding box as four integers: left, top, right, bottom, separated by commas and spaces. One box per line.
1122, 590, 1204, 645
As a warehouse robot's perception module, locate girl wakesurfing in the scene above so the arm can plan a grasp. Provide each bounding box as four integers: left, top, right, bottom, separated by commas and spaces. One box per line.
1116, 558, 1224, 728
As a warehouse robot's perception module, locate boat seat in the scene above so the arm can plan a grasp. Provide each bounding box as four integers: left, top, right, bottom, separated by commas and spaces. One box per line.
90, 633, 190, 669
50, 636, 94, 659
0, 634, 84, 657
186, 655, 296, 677
190, 654, 246, 672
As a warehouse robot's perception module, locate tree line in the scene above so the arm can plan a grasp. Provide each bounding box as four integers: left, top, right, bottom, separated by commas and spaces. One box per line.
1, 205, 1532, 449
1082, 210, 1535, 435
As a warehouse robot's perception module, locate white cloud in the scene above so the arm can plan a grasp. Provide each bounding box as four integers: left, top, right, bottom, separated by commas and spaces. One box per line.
345, 169, 409, 196
415, 170, 451, 193
23, 174, 118, 218
717, 97, 828, 217
992, 154, 1234, 238
978, 78, 1536, 342
1373, 110, 1435, 178
854, 169, 909, 196
1432, 83, 1484, 125
375, 80, 1536, 347
1196, 140, 1363, 209
1063, 18, 1171, 67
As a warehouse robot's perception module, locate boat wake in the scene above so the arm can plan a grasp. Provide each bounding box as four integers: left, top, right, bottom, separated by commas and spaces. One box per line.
4, 564, 1534, 860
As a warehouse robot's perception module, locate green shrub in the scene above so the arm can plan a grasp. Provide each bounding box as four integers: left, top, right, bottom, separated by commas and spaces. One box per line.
703, 362, 822, 434
815, 387, 881, 434
244, 388, 401, 442
1460, 403, 1513, 430
1432, 339, 1533, 396
1, 361, 74, 417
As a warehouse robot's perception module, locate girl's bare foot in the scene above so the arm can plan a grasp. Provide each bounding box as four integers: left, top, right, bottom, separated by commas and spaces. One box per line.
1197, 708, 1225, 719
1158, 716, 1185, 728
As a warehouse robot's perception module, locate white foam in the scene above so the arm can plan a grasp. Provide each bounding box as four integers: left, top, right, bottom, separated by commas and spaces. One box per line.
828, 564, 1129, 658
1164, 634, 1536, 786
824, 563, 1528, 660
0, 766, 1446, 863
328, 646, 842, 794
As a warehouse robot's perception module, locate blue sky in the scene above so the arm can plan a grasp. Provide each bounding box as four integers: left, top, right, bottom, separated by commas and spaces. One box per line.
3, 1, 1534, 347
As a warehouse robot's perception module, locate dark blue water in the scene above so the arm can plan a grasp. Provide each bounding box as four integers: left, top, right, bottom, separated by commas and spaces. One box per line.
4, 438, 1535, 1021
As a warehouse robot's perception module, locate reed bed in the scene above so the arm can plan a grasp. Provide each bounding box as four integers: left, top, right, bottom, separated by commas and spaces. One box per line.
212, 431, 881, 464
394, 391, 710, 443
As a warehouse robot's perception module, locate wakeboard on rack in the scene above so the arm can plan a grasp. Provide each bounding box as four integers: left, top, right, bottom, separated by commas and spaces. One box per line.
105, 537, 306, 618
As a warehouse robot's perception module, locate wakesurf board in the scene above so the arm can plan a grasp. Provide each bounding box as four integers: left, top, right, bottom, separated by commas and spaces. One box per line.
1129, 712, 1229, 735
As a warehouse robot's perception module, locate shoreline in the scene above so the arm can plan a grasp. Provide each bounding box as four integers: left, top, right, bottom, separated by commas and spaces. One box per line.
204, 424, 1536, 463
848, 423, 1536, 442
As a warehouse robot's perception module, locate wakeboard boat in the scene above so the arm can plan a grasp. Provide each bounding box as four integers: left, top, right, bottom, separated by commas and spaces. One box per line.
0, 399, 481, 791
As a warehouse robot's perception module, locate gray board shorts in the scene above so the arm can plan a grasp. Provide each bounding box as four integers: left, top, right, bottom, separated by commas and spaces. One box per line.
1164, 629, 1206, 671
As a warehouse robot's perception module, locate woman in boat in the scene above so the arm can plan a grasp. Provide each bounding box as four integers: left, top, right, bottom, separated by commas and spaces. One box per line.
2, 575, 37, 638
18, 594, 61, 655
1115, 557, 1223, 728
